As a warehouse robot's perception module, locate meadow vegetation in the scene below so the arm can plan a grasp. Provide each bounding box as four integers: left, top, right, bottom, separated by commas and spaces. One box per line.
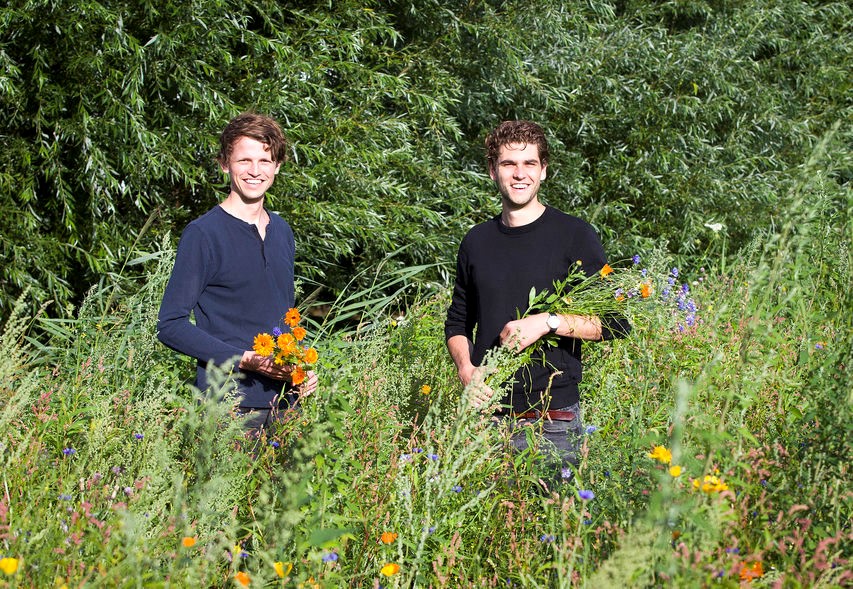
0, 141, 849, 587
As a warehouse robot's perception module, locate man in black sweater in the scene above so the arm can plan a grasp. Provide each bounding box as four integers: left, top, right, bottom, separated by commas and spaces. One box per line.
444, 120, 630, 484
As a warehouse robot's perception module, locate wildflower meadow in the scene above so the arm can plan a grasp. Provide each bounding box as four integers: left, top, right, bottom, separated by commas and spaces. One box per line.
1, 156, 850, 587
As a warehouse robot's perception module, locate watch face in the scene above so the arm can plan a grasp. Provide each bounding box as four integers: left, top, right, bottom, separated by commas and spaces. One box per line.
547, 314, 560, 331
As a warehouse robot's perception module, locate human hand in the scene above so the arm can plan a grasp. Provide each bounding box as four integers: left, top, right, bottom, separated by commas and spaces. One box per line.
464, 366, 496, 410
499, 314, 548, 352
296, 370, 318, 398
239, 350, 293, 380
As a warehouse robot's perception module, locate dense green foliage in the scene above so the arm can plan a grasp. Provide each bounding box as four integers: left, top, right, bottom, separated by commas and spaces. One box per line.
1, 145, 849, 586
1, 0, 850, 318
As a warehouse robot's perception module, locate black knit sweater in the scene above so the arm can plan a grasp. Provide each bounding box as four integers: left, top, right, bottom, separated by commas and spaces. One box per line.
445, 206, 630, 411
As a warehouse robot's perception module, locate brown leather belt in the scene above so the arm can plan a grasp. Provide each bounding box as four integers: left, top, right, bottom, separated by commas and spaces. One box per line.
512, 409, 576, 421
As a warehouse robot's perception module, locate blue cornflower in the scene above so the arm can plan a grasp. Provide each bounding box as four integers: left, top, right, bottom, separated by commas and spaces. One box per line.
585, 425, 598, 434
539, 534, 555, 543
59, 493, 73, 501
399, 453, 412, 463
322, 551, 338, 562
452, 485, 462, 493
632, 254, 641, 264
413, 447, 423, 453
726, 547, 740, 554
561, 467, 573, 480
133, 433, 144, 440
686, 314, 696, 327
583, 519, 593, 525
578, 489, 595, 501
427, 453, 439, 461
270, 441, 280, 448
272, 327, 282, 337
63, 448, 76, 456
671, 267, 679, 277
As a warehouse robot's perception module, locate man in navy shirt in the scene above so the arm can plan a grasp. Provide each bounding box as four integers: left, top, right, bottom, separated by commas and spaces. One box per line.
158, 113, 317, 433
445, 120, 630, 486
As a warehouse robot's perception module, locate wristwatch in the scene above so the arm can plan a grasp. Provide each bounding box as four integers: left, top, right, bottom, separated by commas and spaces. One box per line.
546, 313, 560, 334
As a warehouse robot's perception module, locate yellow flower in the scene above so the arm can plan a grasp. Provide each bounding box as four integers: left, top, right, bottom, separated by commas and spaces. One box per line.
600, 263, 614, 277
234, 570, 250, 587
273, 561, 292, 578
181, 536, 197, 548
292, 326, 307, 341
303, 347, 319, 365
380, 563, 401, 576
669, 465, 682, 477
420, 384, 431, 395
647, 445, 672, 464
274, 351, 288, 366
640, 282, 651, 298
692, 475, 729, 493
0, 557, 19, 575
253, 333, 275, 357
284, 308, 301, 328
380, 531, 398, 544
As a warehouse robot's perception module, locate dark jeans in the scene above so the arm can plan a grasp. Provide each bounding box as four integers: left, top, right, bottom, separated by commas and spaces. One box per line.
504, 402, 582, 483
234, 390, 300, 434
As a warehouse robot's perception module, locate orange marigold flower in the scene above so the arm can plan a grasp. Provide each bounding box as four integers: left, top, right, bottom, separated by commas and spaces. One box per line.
181, 536, 197, 548
380, 563, 401, 577
274, 351, 288, 366
303, 347, 319, 364
640, 282, 651, 298
277, 332, 295, 350
234, 571, 250, 587
291, 366, 307, 386
380, 531, 398, 544
292, 326, 307, 341
739, 561, 763, 581
600, 263, 614, 277
253, 333, 274, 357
420, 384, 431, 395
284, 308, 301, 327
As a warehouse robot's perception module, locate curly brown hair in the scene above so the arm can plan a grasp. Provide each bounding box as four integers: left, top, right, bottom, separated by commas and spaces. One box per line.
216, 112, 287, 165
484, 120, 549, 171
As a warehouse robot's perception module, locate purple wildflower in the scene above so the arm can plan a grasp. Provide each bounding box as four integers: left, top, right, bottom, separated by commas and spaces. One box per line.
578, 489, 595, 501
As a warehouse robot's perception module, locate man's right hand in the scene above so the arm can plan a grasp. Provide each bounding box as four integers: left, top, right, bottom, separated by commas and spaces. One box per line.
463, 365, 496, 409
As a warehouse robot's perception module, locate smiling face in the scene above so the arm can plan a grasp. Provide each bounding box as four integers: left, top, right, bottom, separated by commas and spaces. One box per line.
220, 136, 281, 202
489, 142, 547, 211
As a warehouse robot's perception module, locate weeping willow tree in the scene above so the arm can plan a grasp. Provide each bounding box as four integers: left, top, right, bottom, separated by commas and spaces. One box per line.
1, 0, 849, 318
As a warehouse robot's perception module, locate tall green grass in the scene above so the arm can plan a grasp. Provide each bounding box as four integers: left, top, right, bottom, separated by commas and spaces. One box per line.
1, 175, 850, 586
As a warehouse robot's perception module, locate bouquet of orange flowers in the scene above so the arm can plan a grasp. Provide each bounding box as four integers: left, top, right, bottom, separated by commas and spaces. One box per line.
252, 307, 318, 386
